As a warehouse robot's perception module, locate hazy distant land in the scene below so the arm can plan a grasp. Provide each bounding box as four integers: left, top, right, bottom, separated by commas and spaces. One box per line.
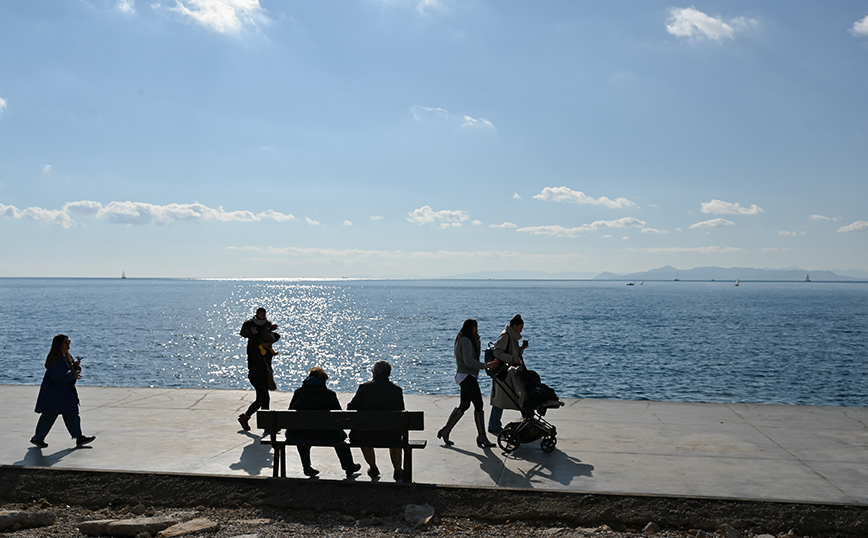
447, 265, 868, 281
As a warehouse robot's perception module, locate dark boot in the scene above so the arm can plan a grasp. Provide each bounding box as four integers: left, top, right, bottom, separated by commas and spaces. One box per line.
436, 407, 464, 446
475, 411, 495, 448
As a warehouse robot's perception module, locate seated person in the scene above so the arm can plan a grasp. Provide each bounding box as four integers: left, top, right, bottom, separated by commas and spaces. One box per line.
286, 367, 361, 478
347, 360, 405, 481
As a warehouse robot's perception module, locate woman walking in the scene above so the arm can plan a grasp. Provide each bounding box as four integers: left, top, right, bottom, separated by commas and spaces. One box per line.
31, 334, 96, 448
436, 319, 495, 448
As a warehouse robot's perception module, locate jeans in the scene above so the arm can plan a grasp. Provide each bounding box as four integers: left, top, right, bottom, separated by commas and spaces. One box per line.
488, 406, 504, 431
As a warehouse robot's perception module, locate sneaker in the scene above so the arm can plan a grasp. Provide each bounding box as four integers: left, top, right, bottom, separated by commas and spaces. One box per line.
76, 435, 96, 447
303, 467, 319, 478
30, 438, 48, 448
345, 463, 361, 478
367, 465, 380, 478
237, 414, 251, 431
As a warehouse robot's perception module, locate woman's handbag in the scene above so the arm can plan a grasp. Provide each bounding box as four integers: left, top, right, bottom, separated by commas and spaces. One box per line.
264, 357, 277, 391
484, 342, 509, 380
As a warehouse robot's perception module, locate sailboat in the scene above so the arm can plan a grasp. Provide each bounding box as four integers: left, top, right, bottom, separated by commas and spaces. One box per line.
121, 271, 127, 279
735, 279, 739, 287
805, 274, 811, 282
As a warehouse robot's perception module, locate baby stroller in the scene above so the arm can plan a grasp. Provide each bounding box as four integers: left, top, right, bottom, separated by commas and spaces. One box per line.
487, 358, 564, 454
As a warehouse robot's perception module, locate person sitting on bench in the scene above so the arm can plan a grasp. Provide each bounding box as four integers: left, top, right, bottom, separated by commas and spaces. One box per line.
286, 367, 361, 478
347, 360, 405, 481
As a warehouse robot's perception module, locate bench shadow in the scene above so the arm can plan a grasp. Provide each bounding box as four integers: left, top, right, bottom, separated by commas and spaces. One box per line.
14, 447, 78, 468
504, 446, 594, 487
228, 431, 273, 476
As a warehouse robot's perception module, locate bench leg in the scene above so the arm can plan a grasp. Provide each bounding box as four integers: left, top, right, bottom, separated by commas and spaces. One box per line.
272, 445, 280, 478
403, 447, 412, 483
280, 444, 286, 478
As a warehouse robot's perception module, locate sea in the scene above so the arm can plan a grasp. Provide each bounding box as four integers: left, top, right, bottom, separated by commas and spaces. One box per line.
1, 278, 866, 407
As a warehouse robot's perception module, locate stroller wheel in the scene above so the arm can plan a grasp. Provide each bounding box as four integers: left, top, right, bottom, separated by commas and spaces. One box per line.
540, 436, 557, 453
497, 429, 520, 453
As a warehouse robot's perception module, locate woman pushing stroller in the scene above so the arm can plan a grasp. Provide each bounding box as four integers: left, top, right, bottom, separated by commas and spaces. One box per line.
436, 318, 496, 448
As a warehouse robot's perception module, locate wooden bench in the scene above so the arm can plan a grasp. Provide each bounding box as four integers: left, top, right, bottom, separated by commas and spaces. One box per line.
256, 410, 426, 482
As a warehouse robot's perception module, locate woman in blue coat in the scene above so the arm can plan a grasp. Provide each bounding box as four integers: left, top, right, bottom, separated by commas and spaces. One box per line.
30, 334, 96, 448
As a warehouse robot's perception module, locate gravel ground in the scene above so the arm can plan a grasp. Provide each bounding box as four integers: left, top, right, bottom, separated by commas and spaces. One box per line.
2, 467, 867, 538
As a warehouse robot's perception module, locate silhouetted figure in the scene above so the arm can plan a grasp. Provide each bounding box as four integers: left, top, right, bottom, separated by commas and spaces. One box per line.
348, 360, 405, 481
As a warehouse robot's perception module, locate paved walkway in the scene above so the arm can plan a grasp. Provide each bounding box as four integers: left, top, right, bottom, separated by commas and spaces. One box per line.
2, 385, 867, 505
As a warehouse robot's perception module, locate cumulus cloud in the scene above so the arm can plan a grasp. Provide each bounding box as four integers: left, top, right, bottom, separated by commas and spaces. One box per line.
343, 220, 353, 227
689, 218, 735, 229
701, 199, 764, 215
407, 205, 470, 228
666, 7, 756, 42
0, 203, 73, 228
305, 217, 320, 226
0, 200, 296, 227
641, 228, 669, 234
837, 220, 868, 233
490, 222, 518, 229
370, 215, 384, 221
160, 0, 268, 34
513, 193, 521, 200
117, 0, 135, 14
852, 15, 868, 37
0, 96, 6, 114
778, 230, 797, 237
517, 217, 646, 238
533, 186, 636, 209
42, 165, 52, 174
461, 115, 496, 131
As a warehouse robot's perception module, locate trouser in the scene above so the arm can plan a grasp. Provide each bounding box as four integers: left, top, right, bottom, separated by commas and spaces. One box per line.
488, 406, 504, 431
294, 432, 355, 471
34, 412, 81, 441
458, 375, 484, 412
244, 371, 270, 417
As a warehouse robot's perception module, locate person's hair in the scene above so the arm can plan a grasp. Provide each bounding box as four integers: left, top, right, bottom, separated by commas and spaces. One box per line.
372, 360, 391, 378
509, 314, 524, 328
456, 319, 481, 357
308, 367, 328, 381
256, 307, 266, 315
45, 334, 69, 368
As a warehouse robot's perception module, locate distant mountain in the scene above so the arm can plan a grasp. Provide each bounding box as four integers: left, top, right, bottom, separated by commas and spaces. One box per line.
594, 265, 863, 282
445, 270, 599, 280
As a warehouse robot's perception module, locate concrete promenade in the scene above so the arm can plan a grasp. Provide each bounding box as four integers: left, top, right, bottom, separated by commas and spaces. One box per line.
2, 385, 867, 506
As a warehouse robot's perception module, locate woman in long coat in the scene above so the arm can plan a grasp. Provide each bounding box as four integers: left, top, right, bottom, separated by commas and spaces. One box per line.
31, 334, 95, 448
488, 314, 528, 434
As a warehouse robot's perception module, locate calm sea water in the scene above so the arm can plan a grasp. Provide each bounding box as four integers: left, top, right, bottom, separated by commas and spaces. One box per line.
0, 278, 865, 407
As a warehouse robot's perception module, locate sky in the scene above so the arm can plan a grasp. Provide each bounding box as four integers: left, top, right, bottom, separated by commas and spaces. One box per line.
1, 1, 867, 279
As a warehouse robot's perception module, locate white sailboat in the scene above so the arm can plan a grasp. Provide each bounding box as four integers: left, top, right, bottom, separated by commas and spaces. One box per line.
121, 271, 127, 279
735, 279, 739, 286
805, 273, 811, 282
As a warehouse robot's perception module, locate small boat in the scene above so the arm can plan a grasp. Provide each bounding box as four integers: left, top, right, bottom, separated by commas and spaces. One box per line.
627, 281, 635, 286
805, 274, 811, 282
121, 271, 127, 279
735, 279, 739, 287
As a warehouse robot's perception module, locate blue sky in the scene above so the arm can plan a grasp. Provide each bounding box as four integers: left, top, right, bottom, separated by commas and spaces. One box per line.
1, 1, 866, 278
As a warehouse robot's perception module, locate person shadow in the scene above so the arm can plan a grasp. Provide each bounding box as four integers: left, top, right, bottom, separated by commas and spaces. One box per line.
228, 431, 274, 477
503, 445, 594, 487
15, 446, 81, 468
444, 445, 527, 486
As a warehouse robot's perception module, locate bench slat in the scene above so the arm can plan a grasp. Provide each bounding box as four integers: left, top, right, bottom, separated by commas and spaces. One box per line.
257, 410, 424, 432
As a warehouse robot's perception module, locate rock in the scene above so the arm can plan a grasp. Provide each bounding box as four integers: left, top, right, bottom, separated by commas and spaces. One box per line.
156, 518, 219, 538
230, 519, 271, 525
755, 535, 776, 538
131, 504, 148, 515
404, 504, 434, 527
721, 524, 741, 538
337, 515, 354, 523
643, 521, 660, 534
78, 518, 118, 536
228, 535, 259, 538
105, 516, 181, 536
0, 510, 57, 532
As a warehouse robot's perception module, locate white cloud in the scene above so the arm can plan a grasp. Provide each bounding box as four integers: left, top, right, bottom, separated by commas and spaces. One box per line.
0, 203, 74, 228
513, 193, 521, 200
161, 0, 268, 34
517, 217, 646, 238
117, 0, 135, 14
416, 0, 443, 15
641, 228, 669, 234
642, 246, 744, 254
461, 115, 496, 131
411, 106, 449, 121
370, 215, 384, 221
0, 200, 297, 227
701, 199, 764, 215
305, 217, 320, 226
851, 15, 868, 37
837, 221, 868, 233
533, 186, 636, 209
343, 220, 353, 227
407, 205, 469, 227
42, 165, 52, 174
0, 96, 6, 114
471, 219, 482, 225
666, 7, 755, 42
778, 230, 797, 237
490, 222, 517, 229
689, 218, 735, 229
